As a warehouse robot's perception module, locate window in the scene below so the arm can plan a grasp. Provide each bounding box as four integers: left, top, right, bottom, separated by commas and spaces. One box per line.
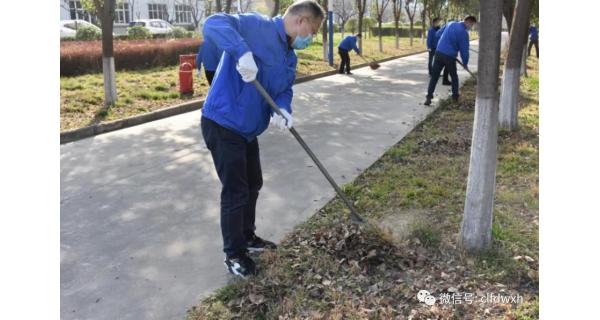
175, 4, 192, 24
68, 1, 93, 22
115, 2, 130, 24
148, 3, 168, 21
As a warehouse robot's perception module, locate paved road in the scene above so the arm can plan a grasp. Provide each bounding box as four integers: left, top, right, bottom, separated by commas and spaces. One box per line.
61, 42, 480, 320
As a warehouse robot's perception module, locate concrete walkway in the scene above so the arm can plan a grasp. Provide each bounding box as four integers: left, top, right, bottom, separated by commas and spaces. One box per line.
61, 43, 480, 320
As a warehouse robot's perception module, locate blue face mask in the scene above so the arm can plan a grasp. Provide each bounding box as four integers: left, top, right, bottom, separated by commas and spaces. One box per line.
292, 34, 313, 50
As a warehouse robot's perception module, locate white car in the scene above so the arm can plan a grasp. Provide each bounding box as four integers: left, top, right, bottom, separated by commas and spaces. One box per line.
60, 20, 102, 39
128, 19, 173, 35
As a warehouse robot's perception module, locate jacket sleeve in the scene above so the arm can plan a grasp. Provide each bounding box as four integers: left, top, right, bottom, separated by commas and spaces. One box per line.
352, 37, 360, 54
274, 86, 293, 114
458, 30, 469, 65
202, 13, 251, 62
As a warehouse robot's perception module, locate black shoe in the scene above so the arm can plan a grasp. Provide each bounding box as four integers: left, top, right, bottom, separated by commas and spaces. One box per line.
452, 95, 459, 102
247, 234, 277, 252
424, 97, 432, 106
346, 72, 353, 75
338, 71, 344, 74
224, 252, 256, 278
442, 80, 451, 86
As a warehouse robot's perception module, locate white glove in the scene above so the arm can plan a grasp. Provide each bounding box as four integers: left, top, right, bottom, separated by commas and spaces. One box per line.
270, 109, 293, 130
196, 69, 202, 78
236, 52, 258, 82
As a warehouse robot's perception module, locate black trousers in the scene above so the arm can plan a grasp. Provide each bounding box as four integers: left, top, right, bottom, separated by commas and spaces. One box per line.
428, 49, 449, 82
205, 69, 215, 85
427, 52, 459, 99
338, 48, 351, 73
528, 39, 539, 57
201, 117, 262, 257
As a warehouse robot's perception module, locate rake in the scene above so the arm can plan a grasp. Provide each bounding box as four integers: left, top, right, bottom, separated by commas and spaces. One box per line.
252, 80, 366, 223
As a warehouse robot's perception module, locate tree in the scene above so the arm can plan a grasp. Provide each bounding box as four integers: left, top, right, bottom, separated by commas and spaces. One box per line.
460, 0, 503, 253
503, 0, 515, 33
425, 0, 445, 24
404, 0, 418, 46
421, 0, 428, 44
356, 0, 367, 52
271, 0, 280, 16
242, 0, 254, 12
320, 0, 329, 62
392, 0, 403, 49
373, 0, 391, 52
176, 0, 205, 29
81, 0, 117, 107
334, 0, 356, 38
499, 0, 533, 129
224, 0, 233, 13
216, 0, 223, 12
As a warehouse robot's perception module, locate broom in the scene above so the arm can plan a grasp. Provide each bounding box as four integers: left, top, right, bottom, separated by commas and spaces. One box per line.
359, 55, 381, 70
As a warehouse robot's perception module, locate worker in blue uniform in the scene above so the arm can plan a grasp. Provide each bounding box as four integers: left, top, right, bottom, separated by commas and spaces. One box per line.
195, 37, 223, 85
426, 17, 442, 77
200, 0, 325, 278
424, 16, 476, 106
338, 33, 361, 74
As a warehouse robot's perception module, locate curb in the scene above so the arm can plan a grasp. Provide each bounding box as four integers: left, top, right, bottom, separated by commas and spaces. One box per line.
60, 49, 428, 144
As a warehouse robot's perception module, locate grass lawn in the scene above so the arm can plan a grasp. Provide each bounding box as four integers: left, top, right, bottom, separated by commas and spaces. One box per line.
60, 34, 427, 132
186, 56, 539, 319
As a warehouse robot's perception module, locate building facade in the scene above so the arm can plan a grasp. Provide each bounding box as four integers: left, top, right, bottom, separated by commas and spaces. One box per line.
60, 0, 210, 34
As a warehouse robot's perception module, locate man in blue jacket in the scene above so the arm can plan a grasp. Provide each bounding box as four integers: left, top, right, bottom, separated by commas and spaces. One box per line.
426, 17, 441, 76
338, 33, 361, 74
424, 15, 476, 106
195, 37, 223, 85
200, 0, 325, 278
528, 24, 538, 57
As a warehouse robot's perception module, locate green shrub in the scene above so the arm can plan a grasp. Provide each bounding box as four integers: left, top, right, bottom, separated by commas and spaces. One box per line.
184, 31, 198, 38
168, 27, 187, 39
76, 25, 101, 41
128, 26, 151, 40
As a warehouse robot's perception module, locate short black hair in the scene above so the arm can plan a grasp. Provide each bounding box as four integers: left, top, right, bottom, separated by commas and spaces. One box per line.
285, 0, 325, 21
356, 33, 362, 37
433, 17, 441, 23
464, 15, 477, 23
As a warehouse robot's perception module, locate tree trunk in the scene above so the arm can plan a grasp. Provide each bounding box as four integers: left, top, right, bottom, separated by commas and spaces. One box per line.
394, 19, 399, 49
216, 0, 223, 12
409, 22, 413, 46
101, 0, 117, 107
271, 0, 280, 17
357, 14, 363, 52
341, 24, 345, 38
503, 0, 515, 34
225, 0, 232, 13
378, 20, 383, 52
322, 0, 328, 62
499, 0, 532, 130
460, 0, 503, 253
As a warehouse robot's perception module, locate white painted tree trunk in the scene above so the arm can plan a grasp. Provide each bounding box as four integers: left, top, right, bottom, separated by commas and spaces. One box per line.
462, 97, 499, 251
499, 67, 520, 128
102, 57, 117, 106
499, 0, 532, 130
460, 0, 503, 253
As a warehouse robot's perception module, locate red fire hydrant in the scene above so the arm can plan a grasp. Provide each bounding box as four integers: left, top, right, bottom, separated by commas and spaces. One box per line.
179, 61, 194, 96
